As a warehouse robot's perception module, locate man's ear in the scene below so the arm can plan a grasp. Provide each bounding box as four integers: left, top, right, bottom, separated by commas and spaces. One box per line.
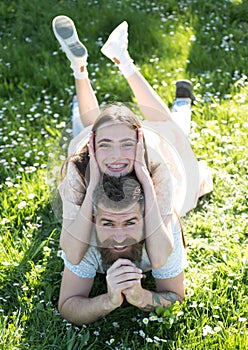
93, 215, 96, 223
92, 204, 97, 222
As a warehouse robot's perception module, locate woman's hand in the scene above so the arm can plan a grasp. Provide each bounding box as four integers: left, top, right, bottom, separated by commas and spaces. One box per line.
87, 131, 101, 190
134, 129, 152, 187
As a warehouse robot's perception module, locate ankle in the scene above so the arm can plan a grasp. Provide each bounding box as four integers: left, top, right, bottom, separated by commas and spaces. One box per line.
71, 63, 88, 80
113, 51, 138, 78
118, 60, 138, 78
176, 97, 191, 104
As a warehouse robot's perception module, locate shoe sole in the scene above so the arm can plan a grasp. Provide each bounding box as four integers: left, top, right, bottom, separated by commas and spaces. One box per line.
53, 16, 87, 58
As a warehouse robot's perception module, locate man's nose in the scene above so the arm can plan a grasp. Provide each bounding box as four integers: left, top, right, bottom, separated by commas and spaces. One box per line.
112, 229, 127, 243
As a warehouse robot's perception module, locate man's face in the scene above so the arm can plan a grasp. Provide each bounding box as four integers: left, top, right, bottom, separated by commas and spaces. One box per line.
95, 202, 144, 265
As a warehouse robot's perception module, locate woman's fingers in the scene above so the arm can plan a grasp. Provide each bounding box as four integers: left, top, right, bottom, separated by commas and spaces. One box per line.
135, 129, 145, 165
87, 131, 101, 186
88, 131, 95, 157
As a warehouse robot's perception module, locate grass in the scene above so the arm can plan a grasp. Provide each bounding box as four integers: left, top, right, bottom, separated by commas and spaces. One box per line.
0, 0, 247, 349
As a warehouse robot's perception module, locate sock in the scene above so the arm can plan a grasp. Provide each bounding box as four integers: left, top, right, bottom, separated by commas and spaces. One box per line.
114, 51, 138, 78
71, 62, 88, 80
118, 60, 138, 78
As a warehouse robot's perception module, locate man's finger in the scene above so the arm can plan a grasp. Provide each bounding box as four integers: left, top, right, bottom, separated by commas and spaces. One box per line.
115, 272, 142, 284
107, 258, 137, 271
115, 279, 141, 290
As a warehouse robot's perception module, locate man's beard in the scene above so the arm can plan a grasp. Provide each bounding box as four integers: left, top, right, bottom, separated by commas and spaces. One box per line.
99, 240, 144, 269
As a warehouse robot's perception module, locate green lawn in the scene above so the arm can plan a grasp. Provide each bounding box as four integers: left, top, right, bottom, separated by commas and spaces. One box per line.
0, 0, 247, 349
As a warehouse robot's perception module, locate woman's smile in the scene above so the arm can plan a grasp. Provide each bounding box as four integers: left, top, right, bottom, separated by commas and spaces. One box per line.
106, 161, 129, 173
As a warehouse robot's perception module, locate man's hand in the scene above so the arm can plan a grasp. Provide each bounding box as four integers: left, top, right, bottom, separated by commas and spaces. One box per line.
106, 259, 143, 308
122, 281, 145, 308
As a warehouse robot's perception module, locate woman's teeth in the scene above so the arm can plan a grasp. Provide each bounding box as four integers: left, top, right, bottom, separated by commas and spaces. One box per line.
108, 164, 126, 169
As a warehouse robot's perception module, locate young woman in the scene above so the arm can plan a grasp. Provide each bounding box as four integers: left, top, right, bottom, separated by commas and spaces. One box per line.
52, 16, 213, 268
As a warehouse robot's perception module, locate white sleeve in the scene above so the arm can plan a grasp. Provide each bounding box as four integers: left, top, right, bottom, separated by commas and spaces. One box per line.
58, 248, 103, 278
58, 161, 86, 220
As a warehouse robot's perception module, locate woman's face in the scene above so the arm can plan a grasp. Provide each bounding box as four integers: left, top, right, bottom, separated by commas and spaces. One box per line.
94, 122, 137, 177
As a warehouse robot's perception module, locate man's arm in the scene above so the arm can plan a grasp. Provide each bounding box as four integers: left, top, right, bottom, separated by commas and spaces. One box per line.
58, 267, 118, 325
58, 259, 143, 325
123, 272, 185, 312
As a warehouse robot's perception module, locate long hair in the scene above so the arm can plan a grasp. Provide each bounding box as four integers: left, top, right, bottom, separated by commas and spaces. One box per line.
61, 103, 150, 185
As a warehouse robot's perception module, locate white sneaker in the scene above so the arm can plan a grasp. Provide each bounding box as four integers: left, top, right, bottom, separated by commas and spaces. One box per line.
101, 21, 129, 64
52, 15, 87, 67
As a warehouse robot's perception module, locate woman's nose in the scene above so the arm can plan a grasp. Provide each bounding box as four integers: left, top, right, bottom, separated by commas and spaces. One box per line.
110, 144, 122, 158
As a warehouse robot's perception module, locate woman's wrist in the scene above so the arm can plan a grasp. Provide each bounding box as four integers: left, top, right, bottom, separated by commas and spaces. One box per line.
142, 179, 156, 198
86, 182, 97, 196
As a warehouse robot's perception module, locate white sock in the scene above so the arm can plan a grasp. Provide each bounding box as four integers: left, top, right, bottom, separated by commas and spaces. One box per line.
118, 61, 138, 78
114, 51, 138, 78
71, 63, 88, 80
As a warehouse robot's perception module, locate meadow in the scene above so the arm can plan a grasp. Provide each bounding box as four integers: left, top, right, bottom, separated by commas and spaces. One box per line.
0, 0, 247, 349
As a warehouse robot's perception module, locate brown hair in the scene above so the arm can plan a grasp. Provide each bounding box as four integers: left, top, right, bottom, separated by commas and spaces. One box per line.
92, 173, 145, 216
61, 103, 150, 185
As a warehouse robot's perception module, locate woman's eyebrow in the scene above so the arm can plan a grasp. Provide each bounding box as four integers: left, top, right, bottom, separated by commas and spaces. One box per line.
120, 138, 136, 142
96, 138, 112, 144
97, 137, 136, 144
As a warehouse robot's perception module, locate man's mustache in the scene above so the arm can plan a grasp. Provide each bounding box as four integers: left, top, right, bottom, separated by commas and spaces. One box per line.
99, 237, 138, 248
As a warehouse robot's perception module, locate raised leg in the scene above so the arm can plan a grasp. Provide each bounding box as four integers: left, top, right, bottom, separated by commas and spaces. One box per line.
52, 15, 100, 128
171, 80, 195, 137
171, 98, 191, 137
75, 78, 100, 127
126, 72, 172, 121
101, 21, 172, 121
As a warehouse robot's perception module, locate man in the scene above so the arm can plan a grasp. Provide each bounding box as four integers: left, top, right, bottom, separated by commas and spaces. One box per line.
58, 175, 185, 325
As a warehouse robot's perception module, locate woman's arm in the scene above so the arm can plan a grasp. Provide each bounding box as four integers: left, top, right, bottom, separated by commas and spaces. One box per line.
60, 183, 96, 264
134, 130, 174, 269
60, 133, 100, 265
143, 181, 174, 269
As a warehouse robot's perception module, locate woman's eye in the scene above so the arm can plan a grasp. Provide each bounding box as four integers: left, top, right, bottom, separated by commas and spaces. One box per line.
122, 142, 135, 148
98, 143, 110, 148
